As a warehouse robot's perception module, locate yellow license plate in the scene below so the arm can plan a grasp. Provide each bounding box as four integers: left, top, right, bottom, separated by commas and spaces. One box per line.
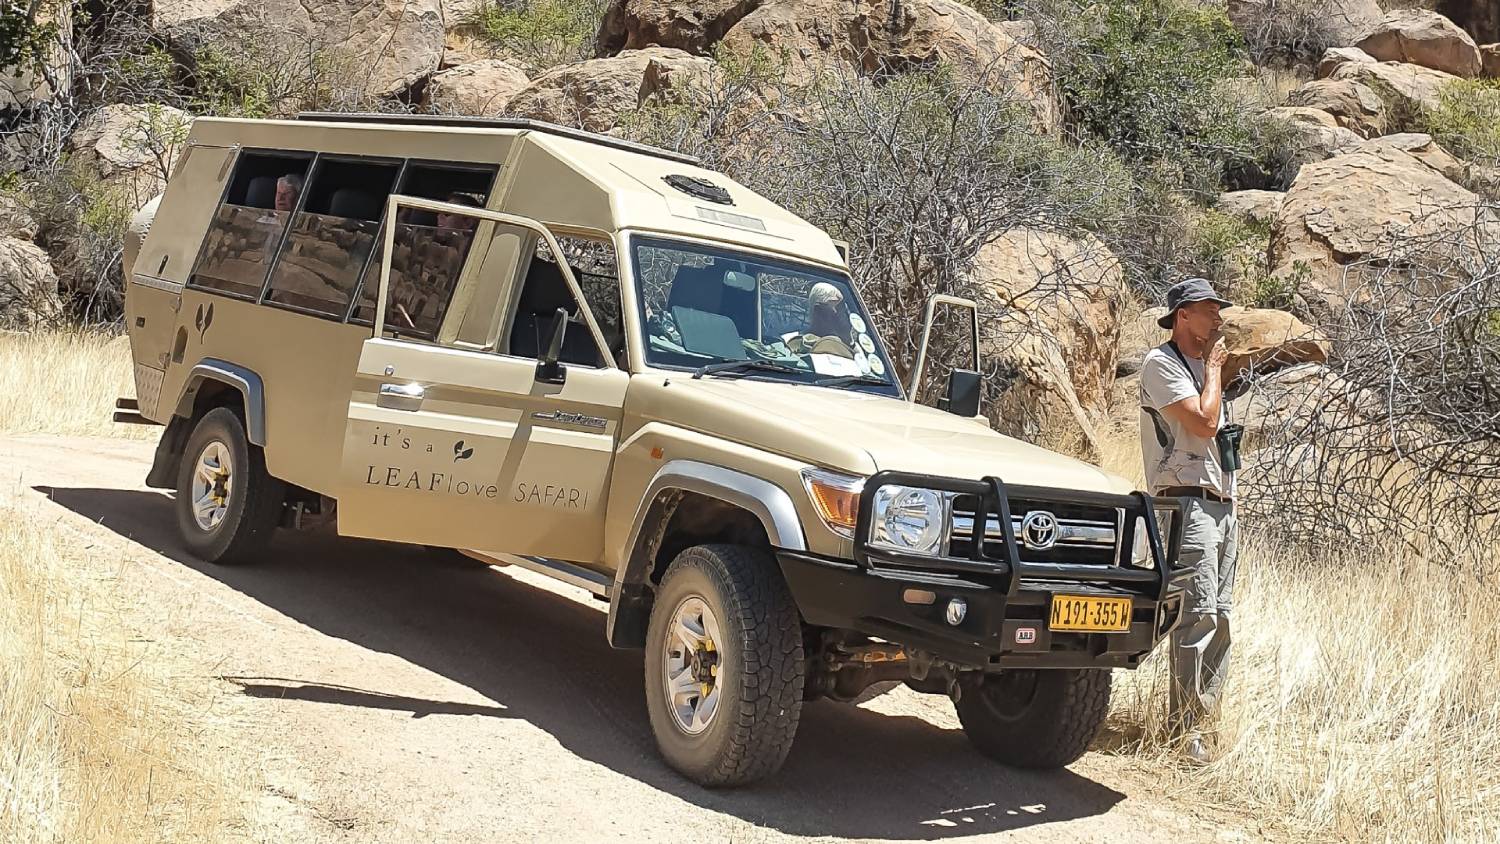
1048, 595, 1132, 632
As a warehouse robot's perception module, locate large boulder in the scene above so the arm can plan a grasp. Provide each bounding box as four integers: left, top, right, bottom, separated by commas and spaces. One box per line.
153, 0, 443, 98
69, 104, 192, 205
1329, 60, 1461, 125
1215, 190, 1284, 228
1268, 145, 1488, 314
0, 195, 37, 241
1356, 132, 1465, 182
1285, 79, 1386, 138
1315, 46, 1376, 80
1355, 10, 1482, 78
503, 47, 716, 132
597, 0, 761, 55
0, 237, 61, 326
427, 59, 530, 115
600, 0, 1059, 132
1218, 306, 1329, 386
1265, 106, 1363, 181
0, 4, 70, 109
1482, 44, 1500, 78
973, 230, 1125, 458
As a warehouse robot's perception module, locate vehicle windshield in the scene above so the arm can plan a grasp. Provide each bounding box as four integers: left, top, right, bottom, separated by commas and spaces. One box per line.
631, 236, 901, 396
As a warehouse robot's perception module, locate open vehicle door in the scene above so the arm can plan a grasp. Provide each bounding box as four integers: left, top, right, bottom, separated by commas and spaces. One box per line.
335, 196, 629, 563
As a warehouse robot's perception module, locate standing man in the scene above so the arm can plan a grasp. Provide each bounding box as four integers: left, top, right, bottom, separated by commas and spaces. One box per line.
1139, 277, 1239, 765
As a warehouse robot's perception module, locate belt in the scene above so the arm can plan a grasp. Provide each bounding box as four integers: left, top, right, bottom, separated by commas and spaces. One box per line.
1157, 485, 1233, 504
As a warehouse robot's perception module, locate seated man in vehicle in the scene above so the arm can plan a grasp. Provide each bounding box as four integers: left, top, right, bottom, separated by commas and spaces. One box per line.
274, 173, 304, 213
782, 281, 855, 358
435, 192, 482, 231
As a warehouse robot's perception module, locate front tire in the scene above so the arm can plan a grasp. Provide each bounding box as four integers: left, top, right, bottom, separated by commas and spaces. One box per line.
174, 407, 284, 565
644, 544, 804, 787
956, 669, 1111, 768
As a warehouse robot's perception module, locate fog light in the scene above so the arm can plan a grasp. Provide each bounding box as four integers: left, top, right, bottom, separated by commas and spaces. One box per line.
945, 598, 967, 626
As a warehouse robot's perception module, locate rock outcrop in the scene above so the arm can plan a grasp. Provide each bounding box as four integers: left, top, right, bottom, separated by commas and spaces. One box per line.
153, 0, 444, 97
1356, 10, 1482, 78
1215, 190, 1285, 228
1285, 78, 1386, 137
1269, 145, 1487, 314
1218, 306, 1329, 385
1315, 46, 1376, 79
0, 238, 60, 325
1227, 0, 1382, 52
598, 0, 1059, 131
503, 47, 716, 132
427, 59, 530, 115
973, 229, 1125, 457
1355, 132, 1465, 182
1482, 44, 1500, 78
1329, 60, 1460, 124
68, 104, 192, 204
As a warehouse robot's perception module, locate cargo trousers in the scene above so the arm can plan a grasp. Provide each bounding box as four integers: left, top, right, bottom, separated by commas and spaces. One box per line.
1169, 496, 1239, 735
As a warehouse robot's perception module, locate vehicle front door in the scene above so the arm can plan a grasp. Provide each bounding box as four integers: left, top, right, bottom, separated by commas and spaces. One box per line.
335, 197, 629, 564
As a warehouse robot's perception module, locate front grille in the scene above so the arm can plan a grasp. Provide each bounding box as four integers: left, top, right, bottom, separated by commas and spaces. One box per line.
948, 495, 1122, 566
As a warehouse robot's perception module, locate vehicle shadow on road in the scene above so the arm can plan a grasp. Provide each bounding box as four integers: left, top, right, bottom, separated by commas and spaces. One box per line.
37, 485, 1128, 840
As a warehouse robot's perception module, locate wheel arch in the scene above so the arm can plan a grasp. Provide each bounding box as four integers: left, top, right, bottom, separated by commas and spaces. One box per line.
172, 359, 267, 446
606, 460, 806, 649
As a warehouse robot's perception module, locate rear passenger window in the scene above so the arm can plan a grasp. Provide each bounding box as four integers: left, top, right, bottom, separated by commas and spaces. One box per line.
189, 152, 312, 297
351, 163, 497, 338
263, 158, 399, 316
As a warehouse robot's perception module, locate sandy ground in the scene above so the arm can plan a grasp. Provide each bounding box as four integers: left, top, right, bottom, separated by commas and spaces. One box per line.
1, 435, 1256, 843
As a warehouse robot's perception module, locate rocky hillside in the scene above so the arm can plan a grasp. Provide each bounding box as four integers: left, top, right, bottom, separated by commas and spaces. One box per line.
1, 0, 1497, 549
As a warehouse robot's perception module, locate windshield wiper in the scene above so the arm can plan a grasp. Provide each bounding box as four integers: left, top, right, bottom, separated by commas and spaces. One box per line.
814, 374, 893, 388
692, 359, 804, 380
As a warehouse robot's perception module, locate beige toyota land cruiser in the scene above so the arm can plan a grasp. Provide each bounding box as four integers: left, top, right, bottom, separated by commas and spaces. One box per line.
117, 112, 1189, 787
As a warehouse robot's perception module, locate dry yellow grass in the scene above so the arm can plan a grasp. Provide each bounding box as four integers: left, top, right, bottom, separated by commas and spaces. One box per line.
0, 486, 263, 841
1097, 403, 1500, 842
0, 330, 154, 438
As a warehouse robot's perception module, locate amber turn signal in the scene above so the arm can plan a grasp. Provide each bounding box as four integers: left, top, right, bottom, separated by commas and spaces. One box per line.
801, 468, 863, 537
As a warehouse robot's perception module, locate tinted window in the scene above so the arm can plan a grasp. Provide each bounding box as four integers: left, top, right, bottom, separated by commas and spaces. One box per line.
189, 152, 311, 298
263, 158, 400, 316
350, 163, 498, 334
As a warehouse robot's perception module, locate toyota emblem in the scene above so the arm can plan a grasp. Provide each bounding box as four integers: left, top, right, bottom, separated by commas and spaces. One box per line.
1020, 511, 1059, 551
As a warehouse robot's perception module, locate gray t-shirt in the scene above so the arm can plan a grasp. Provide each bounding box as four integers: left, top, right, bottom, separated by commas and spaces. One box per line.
1139, 342, 1234, 498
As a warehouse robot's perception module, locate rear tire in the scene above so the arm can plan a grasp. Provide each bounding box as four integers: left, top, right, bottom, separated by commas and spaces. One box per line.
644, 544, 804, 787
956, 668, 1111, 768
174, 407, 284, 565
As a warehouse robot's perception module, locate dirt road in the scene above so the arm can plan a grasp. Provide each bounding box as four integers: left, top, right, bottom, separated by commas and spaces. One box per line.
3, 435, 1247, 843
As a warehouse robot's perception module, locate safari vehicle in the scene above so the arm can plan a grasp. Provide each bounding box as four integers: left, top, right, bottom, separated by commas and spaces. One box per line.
117, 112, 1189, 787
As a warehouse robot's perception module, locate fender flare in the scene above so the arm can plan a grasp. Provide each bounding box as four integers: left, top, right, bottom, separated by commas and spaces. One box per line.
606, 460, 807, 648
172, 359, 268, 446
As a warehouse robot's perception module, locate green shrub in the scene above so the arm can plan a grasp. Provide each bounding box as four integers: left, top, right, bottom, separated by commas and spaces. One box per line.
467, 0, 609, 72
1424, 79, 1500, 165
1036, 0, 1268, 195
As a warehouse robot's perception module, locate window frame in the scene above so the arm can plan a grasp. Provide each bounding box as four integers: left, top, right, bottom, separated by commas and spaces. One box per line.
371, 195, 618, 369
185, 147, 316, 303
344, 160, 500, 327
256, 152, 407, 320
626, 232, 904, 398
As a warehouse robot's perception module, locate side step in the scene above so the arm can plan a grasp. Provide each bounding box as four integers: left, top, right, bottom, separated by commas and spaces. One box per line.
471, 551, 612, 598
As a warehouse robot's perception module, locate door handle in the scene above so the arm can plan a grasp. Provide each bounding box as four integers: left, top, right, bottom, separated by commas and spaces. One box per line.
377, 382, 425, 411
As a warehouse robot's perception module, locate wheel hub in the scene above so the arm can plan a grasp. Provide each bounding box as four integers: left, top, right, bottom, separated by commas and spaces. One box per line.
663, 596, 724, 735
190, 440, 234, 531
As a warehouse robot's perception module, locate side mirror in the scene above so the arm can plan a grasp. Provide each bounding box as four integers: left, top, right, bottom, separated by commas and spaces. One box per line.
535, 307, 569, 385
938, 368, 981, 418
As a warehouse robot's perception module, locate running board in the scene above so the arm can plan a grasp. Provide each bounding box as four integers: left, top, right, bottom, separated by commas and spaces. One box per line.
470, 551, 612, 598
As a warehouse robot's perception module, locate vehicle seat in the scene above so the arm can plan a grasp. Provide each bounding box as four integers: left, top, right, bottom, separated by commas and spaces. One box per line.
667, 264, 748, 357
509, 257, 601, 367
244, 176, 277, 209
329, 188, 381, 221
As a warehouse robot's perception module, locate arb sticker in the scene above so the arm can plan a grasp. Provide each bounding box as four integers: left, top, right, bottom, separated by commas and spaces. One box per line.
1015, 627, 1037, 645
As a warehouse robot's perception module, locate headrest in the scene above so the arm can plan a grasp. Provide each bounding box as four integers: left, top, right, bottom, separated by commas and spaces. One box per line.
245, 176, 277, 209
330, 187, 381, 221
517, 257, 582, 316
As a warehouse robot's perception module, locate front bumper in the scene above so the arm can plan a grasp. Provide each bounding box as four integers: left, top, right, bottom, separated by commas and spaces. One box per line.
777, 472, 1194, 670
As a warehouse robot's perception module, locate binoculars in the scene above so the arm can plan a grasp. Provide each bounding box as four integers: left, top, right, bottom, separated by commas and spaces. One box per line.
1217, 423, 1245, 473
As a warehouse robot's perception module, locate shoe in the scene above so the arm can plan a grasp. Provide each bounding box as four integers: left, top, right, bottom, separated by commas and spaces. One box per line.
1182, 737, 1212, 766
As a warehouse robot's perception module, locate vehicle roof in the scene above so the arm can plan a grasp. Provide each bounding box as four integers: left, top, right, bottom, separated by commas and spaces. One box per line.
184, 114, 848, 270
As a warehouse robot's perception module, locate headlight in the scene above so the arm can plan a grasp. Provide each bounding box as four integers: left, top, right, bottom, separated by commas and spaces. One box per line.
870, 485, 945, 556
801, 468, 862, 538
